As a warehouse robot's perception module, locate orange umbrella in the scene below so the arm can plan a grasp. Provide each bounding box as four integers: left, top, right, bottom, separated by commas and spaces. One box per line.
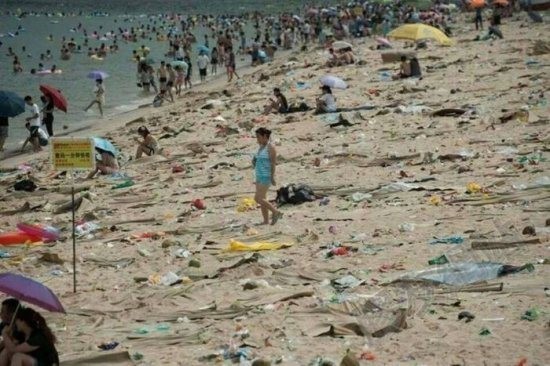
469, 0, 485, 8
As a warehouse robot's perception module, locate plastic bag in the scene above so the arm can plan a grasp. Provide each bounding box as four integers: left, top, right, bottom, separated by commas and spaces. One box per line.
236, 198, 256, 212
227, 239, 291, 251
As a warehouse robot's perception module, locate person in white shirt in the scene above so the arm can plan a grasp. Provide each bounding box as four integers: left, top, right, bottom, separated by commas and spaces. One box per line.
197, 52, 210, 82
23, 96, 42, 152
316, 85, 337, 113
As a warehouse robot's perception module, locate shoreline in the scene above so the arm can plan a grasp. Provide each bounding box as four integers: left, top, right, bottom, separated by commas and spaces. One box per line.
0, 48, 294, 167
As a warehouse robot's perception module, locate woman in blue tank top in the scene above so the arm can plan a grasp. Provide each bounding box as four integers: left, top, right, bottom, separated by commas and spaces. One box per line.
252, 127, 283, 225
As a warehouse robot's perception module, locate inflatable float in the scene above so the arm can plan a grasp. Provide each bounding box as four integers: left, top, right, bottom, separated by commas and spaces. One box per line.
17, 223, 60, 241
0, 231, 41, 245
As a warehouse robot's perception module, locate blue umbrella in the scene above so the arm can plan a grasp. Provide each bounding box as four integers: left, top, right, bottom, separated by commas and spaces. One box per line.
87, 70, 109, 80
0, 90, 25, 117
93, 137, 118, 157
197, 45, 210, 54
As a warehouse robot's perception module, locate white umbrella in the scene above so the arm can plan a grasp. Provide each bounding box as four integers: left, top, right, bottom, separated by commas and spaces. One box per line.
332, 41, 352, 50
320, 75, 347, 90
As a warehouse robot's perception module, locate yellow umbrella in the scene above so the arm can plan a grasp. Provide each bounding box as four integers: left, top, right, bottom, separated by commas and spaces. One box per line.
387, 24, 453, 46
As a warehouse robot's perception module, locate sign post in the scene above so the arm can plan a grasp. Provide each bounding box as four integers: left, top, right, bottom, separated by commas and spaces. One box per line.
51, 137, 95, 292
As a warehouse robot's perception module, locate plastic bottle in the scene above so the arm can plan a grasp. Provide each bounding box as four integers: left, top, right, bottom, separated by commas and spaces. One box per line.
112, 180, 134, 189
428, 254, 449, 265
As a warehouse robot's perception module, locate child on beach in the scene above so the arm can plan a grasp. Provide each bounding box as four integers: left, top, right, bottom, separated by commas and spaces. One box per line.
252, 127, 283, 225
134, 126, 160, 158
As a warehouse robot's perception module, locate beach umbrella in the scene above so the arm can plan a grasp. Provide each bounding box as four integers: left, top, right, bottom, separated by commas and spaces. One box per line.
171, 60, 188, 70
0, 90, 25, 118
87, 70, 109, 80
197, 45, 210, 54
320, 75, 347, 90
469, 0, 486, 8
332, 41, 353, 50
0, 273, 65, 313
387, 24, 453, 46
39, 84, 68, 113
92, 137, 118, 157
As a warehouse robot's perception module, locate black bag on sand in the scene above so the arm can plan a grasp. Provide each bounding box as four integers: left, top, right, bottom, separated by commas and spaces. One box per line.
276, 184, 316, 206
13, 179, 37, 192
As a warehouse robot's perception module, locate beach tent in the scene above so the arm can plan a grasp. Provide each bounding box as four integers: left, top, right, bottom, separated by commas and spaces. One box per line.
387, 24, 453, 46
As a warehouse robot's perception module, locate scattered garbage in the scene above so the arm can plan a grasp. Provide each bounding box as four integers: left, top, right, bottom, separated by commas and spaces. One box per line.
398, 223, 415, 232
237, 197, 257, 212
396, 262, 535, 286
429, 235, 464, 245
98, 341, 119, 351
479, 327, 491, 336
521, 308, 539, 321
227, 239, 292, 251
428, 255, 449, 265
458, 311, 475, 323
75, 221, 100, 237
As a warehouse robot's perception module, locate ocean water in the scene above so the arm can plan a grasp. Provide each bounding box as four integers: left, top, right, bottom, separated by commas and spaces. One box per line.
0, 0, 314, 151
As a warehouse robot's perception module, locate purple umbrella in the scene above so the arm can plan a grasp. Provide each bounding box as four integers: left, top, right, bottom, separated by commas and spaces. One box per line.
0, 273, 65, 313
87, 70, 109, 80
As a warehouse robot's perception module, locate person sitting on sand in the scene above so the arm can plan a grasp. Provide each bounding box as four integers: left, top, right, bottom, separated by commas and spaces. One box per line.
263, 88, 289, 115
87, 147, 119, 179
326, 48, 342, 67
316, 85, 337, 114
134, 126, 160, 158
409, 57, 422, 78
392, 56, 411, 80
0, 306, 59, 366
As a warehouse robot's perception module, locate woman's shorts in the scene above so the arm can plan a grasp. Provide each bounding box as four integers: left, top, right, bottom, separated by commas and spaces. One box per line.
256, 175, 271, 186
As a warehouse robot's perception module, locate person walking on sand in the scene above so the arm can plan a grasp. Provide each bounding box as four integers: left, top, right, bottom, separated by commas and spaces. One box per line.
226, 47, 239, 82
210, 47, 218, 75
23, 96, 42, 152
157, 61, 168, 92
475, 7, 483, 31
166, 64, 176, 102
197, 52, 209, 83
184, 55, 192, 89
84, 79, 105, 117
252, 127, 283, 225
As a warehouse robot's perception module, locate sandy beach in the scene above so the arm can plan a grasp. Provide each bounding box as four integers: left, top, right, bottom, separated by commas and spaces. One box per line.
0, 10, 549, 366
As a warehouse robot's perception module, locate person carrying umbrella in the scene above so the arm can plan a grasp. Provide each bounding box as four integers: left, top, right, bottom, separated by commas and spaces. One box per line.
84, 79, 105, 117
87, 146, 119, 179
0, 307, 59, 366
0, 299, 25, 350
40, 95, 54, 137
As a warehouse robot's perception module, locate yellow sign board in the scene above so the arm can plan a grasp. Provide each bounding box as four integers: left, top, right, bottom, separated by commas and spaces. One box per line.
51, 138, 95, 171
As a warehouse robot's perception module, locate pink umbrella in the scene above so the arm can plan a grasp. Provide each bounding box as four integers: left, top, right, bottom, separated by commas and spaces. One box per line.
0, 273, 65, 313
